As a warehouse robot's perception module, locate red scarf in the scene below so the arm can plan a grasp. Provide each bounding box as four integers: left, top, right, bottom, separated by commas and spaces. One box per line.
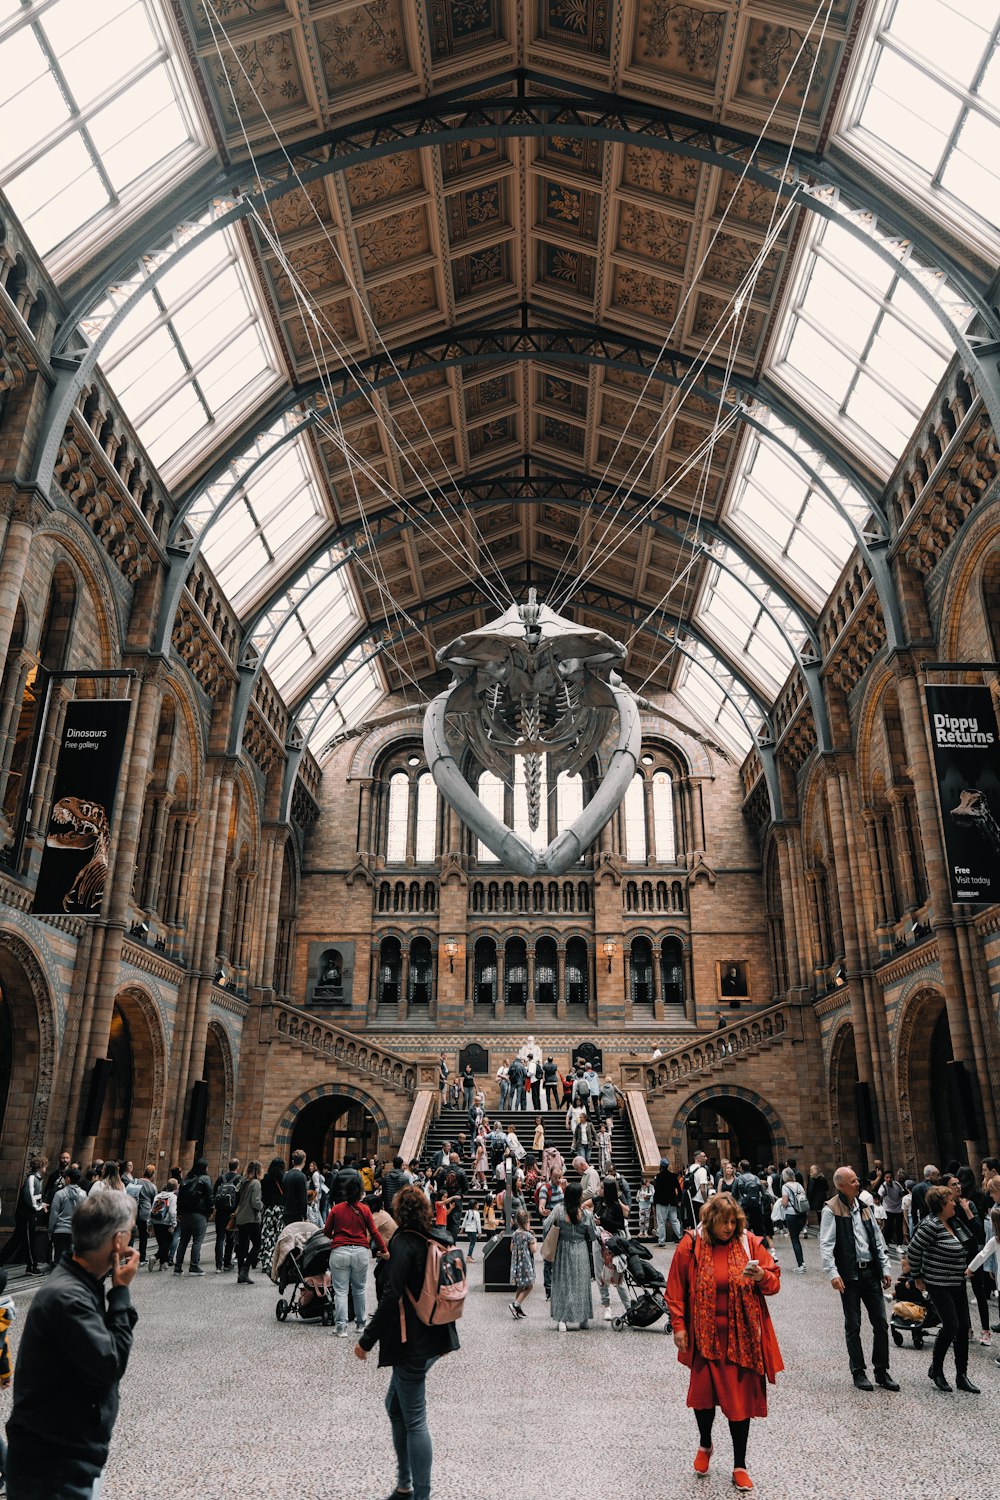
691, 1229, 766, 1377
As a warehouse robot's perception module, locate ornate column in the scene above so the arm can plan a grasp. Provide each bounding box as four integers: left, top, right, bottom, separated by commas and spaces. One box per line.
862, 808, 890, 928
142, 794, 172, 913
555, 941, 566, 1021
888, 788, 919, 911
494, 941, 505, 1021
357, 778, 373, 856
398, 945, 409, 1023
643, 776, 655, 860
525, 943, 536, 1023
0, 488, 42, 671
652, 942, 664, 1021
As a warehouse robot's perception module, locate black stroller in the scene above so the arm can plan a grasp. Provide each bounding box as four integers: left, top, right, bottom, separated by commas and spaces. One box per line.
274, 1228, 335, 1325
890, 1269, 940, 1350
604, 1234, 672, 1333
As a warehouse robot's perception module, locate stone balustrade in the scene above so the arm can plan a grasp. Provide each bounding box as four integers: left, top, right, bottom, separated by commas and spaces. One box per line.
273, 1002, 417, 1094
624, 1000, 801, 1096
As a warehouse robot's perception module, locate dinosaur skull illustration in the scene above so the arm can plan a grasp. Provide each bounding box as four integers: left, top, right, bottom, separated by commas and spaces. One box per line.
423, 591, 641, 875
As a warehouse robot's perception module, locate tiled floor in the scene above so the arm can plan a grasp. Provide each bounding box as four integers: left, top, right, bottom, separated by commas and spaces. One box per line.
4, 1236, 996, 1498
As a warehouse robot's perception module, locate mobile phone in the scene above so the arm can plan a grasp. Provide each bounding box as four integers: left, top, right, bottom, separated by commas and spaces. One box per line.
742, 1259, 760, 1276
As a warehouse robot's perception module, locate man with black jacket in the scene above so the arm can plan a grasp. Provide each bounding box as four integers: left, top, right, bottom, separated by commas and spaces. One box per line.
212, 1158, 243, 1272
173, 1158, 213, 1275
652, 1158, 682, 1246
6, 1191, 139, 1499
282, 1150, 309, 1225
380, 1157, 409, 1217
355, 1185, 459, 1500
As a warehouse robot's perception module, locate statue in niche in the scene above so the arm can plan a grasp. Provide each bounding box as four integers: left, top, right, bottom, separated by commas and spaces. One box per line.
314, 947, 344, 1002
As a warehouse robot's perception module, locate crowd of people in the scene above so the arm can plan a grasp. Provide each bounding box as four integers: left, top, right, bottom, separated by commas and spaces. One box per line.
1, 1109, 998, 1499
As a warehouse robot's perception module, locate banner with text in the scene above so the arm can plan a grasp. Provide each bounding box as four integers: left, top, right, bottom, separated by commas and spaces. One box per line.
925, 683, 1000, 905
33, 698, 132, 916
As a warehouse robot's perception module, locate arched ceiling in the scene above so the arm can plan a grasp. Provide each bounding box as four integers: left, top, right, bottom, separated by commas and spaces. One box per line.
5, 0, 997, 760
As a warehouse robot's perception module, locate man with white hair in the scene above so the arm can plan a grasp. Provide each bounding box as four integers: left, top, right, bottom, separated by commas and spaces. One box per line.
820, 1165, 897, 1392
6, 1190, 139, 1498
909, 1163, 940, 1226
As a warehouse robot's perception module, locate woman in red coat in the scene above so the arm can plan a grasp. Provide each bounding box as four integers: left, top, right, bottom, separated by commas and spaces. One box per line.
665, 1192, 783, 1493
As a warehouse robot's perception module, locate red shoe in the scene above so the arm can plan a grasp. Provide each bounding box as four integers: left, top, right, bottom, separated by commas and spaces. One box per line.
693, 1445, 713, 1475
732, 1470, 754, 1492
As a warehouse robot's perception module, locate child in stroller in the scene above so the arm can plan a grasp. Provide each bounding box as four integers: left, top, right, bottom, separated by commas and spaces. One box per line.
272, 1224, 334, 1325
890, 1266, 939, 1350
604, 1233, 672, 1332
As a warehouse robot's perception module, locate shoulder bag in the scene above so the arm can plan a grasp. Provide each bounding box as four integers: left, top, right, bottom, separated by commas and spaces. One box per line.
540, 1219, 560, 1263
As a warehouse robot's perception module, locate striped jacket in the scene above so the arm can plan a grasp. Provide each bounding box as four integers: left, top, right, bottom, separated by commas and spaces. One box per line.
907, 1216, 967, 1287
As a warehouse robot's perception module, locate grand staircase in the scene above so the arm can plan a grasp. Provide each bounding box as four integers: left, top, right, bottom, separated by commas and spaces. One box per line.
422, 1101, 646, 1231
626, 1000, 805, 1100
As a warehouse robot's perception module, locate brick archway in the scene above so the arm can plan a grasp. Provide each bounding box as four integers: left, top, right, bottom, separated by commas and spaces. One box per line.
274, 1083, 391, 1159
0, 930, 58, 1205
108, 986, 167, 1168
895, 986, 957, 1171
670, 1084, 786, 1161
828, 1020, 862, 1172
202, 1020, 235, 1175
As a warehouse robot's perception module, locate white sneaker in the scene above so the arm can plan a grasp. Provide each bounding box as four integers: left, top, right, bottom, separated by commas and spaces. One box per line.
558, 1321, 568, 1332
979, 1330, 992, 1346
796, 1264, 807, 1273
334, 1327, 349, 1338
603, 1307, 614, 1320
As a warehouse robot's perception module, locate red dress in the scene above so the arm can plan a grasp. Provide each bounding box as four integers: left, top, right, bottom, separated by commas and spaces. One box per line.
666, 1232, 782, 1422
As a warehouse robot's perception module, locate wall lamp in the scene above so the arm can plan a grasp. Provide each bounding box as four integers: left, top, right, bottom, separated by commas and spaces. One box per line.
444, 939, 459, 973
603, 938, 617, 972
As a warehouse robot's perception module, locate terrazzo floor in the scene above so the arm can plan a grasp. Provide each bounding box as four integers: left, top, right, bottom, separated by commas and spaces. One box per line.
4, 1234, 997, 1499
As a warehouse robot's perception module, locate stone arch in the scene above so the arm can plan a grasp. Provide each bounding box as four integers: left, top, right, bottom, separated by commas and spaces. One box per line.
669, 1084, 786, 1163
107, 984, 167, 1167
202, 1019, 235, 1173
349, 714, 426, 780
0, 928, 58, 1195
828, 1018, 861, 1171
894, 985, 964, 1172
273, 1082, 391, 1159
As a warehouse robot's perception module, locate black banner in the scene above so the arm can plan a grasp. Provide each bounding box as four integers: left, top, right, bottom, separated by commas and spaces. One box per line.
925, 683, 1000, 905
33, 699, 131, 915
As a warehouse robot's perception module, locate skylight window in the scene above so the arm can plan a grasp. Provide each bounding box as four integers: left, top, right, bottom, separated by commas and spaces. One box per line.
673, 649, 760, 757
769, 220, 955, 473
697, 557, 801, 694
263, 566, 360, 700
88, 226, 282, 478
845, 0, 1000, 240
199, 438, 328, 616
0, 0, 204, 268
308, 657, 383, 755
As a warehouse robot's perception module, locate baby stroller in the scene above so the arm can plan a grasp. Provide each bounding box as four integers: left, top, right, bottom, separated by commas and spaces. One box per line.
272, 1223, 334, 1326
890, 1269, 939, 1350
604, 1233, 672, 1333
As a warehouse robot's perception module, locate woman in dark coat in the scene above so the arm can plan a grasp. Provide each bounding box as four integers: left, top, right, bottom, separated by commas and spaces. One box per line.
355, 1186, 460, 1500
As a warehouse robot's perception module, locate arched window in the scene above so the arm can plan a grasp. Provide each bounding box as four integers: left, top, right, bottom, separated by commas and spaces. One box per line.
624, 774, 646, 862
662, 937, 685, 1010
630, 936, 653, 1008
535, 936, 557, 1005
385, 773, 408, 863
556, 771, 583, 833
414, 773, 437, 863
505, 936, 527, 1006
377, 937, 401, 1005
652, 770, 675, 862
474, 937, 497, 1005
566, 937, 588, 1006
476, 772, 503, 862
409, 937, 432, 1007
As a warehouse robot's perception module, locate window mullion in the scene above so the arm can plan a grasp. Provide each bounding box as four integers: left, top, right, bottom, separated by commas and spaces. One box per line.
131, 311, 257, 428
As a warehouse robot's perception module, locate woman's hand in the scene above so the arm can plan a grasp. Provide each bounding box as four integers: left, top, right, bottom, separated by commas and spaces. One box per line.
354, 1344, 367, 1361
743, 1262, 765, 1283
673, 1328, 688, 1352
915, 1277, 926, 1294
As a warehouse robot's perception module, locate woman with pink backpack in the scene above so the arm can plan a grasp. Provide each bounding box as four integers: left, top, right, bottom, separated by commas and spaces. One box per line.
354, 1185, 465, 1500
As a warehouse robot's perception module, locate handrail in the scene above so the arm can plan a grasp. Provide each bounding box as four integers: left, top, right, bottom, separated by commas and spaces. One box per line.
272, 1001, 418, 1094
622, 1000, 801, 1096
399, 1089, 437, 1163
623, 1089, 661, 1178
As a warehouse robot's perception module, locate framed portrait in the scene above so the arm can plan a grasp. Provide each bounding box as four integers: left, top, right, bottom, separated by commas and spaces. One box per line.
717, 960, 750, 1003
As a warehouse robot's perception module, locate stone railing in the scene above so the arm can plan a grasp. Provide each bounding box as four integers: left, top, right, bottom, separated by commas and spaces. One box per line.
621, 1000, 802, 1097
272, 1002, 418, 1094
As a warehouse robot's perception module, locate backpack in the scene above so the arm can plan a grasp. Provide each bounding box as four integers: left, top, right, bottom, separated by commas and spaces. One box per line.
682, 1168, 697, 1197
150, 1193, 172, 1224
784, 1180, 808, 1215
736, 1173, 762, 1206
400, 1235, 467, 1341
177, 1175, 211, 1216
214, 1175, 240, 1215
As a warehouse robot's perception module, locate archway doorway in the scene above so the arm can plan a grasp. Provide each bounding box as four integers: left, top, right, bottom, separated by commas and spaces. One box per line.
685, 1095, 774, 1173
94, 1003, 134, 1163
903, 993, 968, 1167
0, 943, 47, 1208
290, 1094, 379, 1169
200, 1025, 230, 1174
832, 1024, 863, 1174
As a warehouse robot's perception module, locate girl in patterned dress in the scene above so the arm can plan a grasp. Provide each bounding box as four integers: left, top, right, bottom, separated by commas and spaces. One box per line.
509, 1207, 536, 1319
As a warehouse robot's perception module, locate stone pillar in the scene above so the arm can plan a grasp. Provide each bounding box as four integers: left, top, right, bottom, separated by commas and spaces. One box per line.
525, 944, 536, 1023
0, 490, 40, 671
862, 809, 890, 929
652, 943, 664, 1020
0, 652, 31, 792
68, 666, 164, 1152
555, 943, 566, 1020
643, 776, 655, 861
398, 945, 409, 1023
888, 788, 919, 911
143, 795, 171, 914
357, 778, 373, 856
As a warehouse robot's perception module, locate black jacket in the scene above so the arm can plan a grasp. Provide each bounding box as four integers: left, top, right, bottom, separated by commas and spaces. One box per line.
359, 1227, 461, 1368
5, 1254, 138, 1486
652, 1165, 681, 1205
177, 1172, 213, 1217
330, 1166, 363, 1205
282, 1168, 309, 1224
381, 1170, 408, 1212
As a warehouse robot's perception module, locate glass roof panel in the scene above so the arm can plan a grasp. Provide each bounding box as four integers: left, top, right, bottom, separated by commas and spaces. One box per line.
696, 556, 801, 696
673, 655, 755, 757
769, 219, 954, 473
844, 0, 1000, 237
200, 435, 329, 614
0, 0, 203, 266
88, 225, 281, 479
309, 658, 384, 756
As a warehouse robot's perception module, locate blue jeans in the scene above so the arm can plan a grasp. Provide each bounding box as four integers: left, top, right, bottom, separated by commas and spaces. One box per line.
330, 1243, 369, 1331
499, 1081, 510, 1108
656, 1203, 681, 1244
174, 1212, 207, 1270
386, 1358, 437, 1500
